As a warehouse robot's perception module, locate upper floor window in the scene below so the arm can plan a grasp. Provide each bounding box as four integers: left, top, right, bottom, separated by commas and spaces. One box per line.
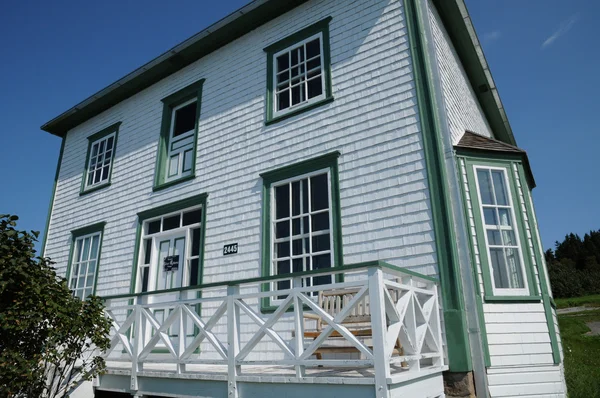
264, 17, 333, 124
153, 80, 205, 191
67, 222, 106, 299
81, 122, 121, 195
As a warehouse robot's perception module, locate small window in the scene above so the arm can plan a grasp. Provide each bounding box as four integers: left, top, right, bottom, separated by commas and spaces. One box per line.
67, 223, 105, 299
81, 123, 121, 195
264, 17, 333, 124
154, 80, 205, 191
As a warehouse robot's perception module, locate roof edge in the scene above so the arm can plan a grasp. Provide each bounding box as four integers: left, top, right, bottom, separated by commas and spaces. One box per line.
432, 0, 517, 147
41, 0, 308, 137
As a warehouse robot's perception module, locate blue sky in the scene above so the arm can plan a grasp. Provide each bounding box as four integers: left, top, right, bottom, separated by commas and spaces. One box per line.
0, 0, 597, 254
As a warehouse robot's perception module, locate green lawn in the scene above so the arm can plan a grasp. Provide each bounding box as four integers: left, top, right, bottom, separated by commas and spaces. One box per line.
555, 294, 600, 309
558, 308, 600, 397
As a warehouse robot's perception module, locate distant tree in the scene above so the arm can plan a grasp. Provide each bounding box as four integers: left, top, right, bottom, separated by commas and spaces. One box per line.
0, 215, 111, 398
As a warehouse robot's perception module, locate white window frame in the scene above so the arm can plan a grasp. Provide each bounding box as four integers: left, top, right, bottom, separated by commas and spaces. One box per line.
69, 231, 102, 300
473, 165, 529, 296
272, 32, 326, 119
84, 132, 116, 190
165, 98, 197, 183
269, 168, 335, 297
136, 205, 203, 294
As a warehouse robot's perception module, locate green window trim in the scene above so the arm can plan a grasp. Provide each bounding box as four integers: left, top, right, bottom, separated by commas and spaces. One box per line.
65, 221, 107, 299
259, 151, 343, 313
80, 122, 121, 196
264, 17, 334, 125
153, 79, 205, 191
460, 156, 540, 301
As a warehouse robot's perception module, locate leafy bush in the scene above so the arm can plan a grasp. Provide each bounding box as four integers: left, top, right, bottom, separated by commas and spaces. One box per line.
0, 215, 111, 397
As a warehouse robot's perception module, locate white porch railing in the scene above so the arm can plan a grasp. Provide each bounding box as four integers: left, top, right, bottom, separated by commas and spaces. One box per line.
101, 261, 445, 398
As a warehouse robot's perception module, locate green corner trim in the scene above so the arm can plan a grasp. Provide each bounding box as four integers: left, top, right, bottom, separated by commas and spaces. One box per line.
259, 151, 343, 312
41, 137, 66, 257
517, 166, 561, 364
457, 157, 491, 367
153, 79, 205, 191
65, 221, 106, 297
79, 122, 121, 196
404, 0, 471, 371
264, 17, 333, 125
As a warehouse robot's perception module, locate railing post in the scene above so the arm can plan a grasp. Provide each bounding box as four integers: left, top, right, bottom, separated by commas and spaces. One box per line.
131, 299, 144, 392
177, 298, 186, 374
227, 285, 241, 398
292, 276, 306, 378
368, 266, 390, 398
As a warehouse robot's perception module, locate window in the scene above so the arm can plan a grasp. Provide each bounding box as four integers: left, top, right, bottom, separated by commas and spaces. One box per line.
133, 194, 207, 294
264, 17, 333, 124
260, 152, 343, 310
461, 158, 538, 300
80, 122, 120, 195
154, 80, 205, 191
474, 167, 527, 294
67, 222, 106, 299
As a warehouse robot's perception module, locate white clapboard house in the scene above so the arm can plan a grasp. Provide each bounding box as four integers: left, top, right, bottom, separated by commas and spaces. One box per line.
41, 0, 567, 397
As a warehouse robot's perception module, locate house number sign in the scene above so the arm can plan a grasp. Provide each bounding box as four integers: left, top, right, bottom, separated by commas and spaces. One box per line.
223, 243, 238, 256
163, 255, 179, 271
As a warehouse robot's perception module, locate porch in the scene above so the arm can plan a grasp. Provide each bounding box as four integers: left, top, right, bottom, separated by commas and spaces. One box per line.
99, 261, 447, 398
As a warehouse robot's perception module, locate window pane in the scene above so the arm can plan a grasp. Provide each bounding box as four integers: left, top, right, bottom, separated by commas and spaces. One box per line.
292, 181, 301, 216
312, 213, 329, 231
277, 90, 290, 111
101, 165, 110, 181
106, 136, 114, 151
276, 221, 290, 239
292, 258, 304, 273
141, 267, 149, 292
276, 242, 290, 258
189, 258, 199, 286
505, 248, 524, 288
292, 218, 301, 236
487, 230, 501, 246
498, 209, 512, 226
173, 102, 197, 137
306, 38, 320, 58
182, 149, 193, 172
492, 170, 508, 206
86, 274, 94, 288
292, 239, 303, 255
483, 208, 498, 225
310, 174, 329, 211
191, 228, 201, 256
312, 234, 330, 253
477, 169, 494, 205
81, 238, 91, 262
144, 239, 152, 264
307, 76, 323, 99
183, 209, 202, 226
291, 85, 302, 106
84, 288, 93, 298
302, 179, 309, 213
313, 254, 332, 286
276, 54, 289, 72
502, 230, 517, 246
163, 215, 180, 231
490, 248, 508, 289
275, 185, 290, 219
74, 239, 83, 265
94, 170, 102, 184
148, 220, 161, 234
277, 260, 291, 275
168, 155, 179, 177
87, 260, 96, 274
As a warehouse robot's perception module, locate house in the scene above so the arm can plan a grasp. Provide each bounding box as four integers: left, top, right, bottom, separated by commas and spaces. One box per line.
40, 0, 567, 397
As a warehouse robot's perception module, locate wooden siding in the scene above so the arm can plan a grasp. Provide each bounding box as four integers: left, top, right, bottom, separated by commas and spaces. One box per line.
426, 0, 493, 145
44, 0, 439, 361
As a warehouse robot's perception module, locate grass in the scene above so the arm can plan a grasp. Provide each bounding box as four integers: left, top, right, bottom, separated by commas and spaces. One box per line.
558, 308, 600, 397
555, 294, 600, 309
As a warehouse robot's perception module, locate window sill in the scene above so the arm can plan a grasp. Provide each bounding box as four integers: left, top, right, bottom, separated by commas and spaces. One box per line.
153, 174, 195, 192
266, 96, 334, 126
484, 295, 542, 303
79, 182, 111, 196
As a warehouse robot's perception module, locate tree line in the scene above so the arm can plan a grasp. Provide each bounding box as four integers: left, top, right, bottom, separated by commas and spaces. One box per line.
545, 230, 600, 298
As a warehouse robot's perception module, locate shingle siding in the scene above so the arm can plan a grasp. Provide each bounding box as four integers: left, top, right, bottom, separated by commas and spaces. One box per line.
427, 0, 493, 144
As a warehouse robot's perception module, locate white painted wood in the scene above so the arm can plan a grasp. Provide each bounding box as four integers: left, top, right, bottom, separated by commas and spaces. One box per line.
368, 267, 391, 398
227, 285, 241, 398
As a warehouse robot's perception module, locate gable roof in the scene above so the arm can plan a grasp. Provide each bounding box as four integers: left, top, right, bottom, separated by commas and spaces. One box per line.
41, 0, 517, 146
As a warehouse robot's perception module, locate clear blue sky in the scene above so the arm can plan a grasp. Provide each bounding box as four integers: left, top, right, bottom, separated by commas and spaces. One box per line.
0, 0, 597, 254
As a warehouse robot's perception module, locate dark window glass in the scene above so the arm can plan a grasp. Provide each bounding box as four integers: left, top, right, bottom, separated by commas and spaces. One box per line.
277, 260, 291, 276
307, 77, 323, 99
312, 212, 330, 231
191, 228, 200, 256
311, 174, 328, 210
173, 101, 197, 137
275, 185, 289, 219
276, 221, 289, 239
302, 179, 309, 213
292, 181, 301, 216
306, 38, 320, 59
291, 85, 302, 106
148, 220, 161, 234
277, 54, 289, 72
276, 242, 290, 258
183, 209, 202, 226
163, 215, 180, 231
277, 91, 290, 111
141, 267, 149, 292
313, 254, 332, 286
292, 218, 301, 235
293, 258, 304, 273
292, 239, 304, 256
101, 165, 110, 181
312, 234, 330, 253
144, 239, 152, 264
106, 136, 114, 151
189, 258, 199, 286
